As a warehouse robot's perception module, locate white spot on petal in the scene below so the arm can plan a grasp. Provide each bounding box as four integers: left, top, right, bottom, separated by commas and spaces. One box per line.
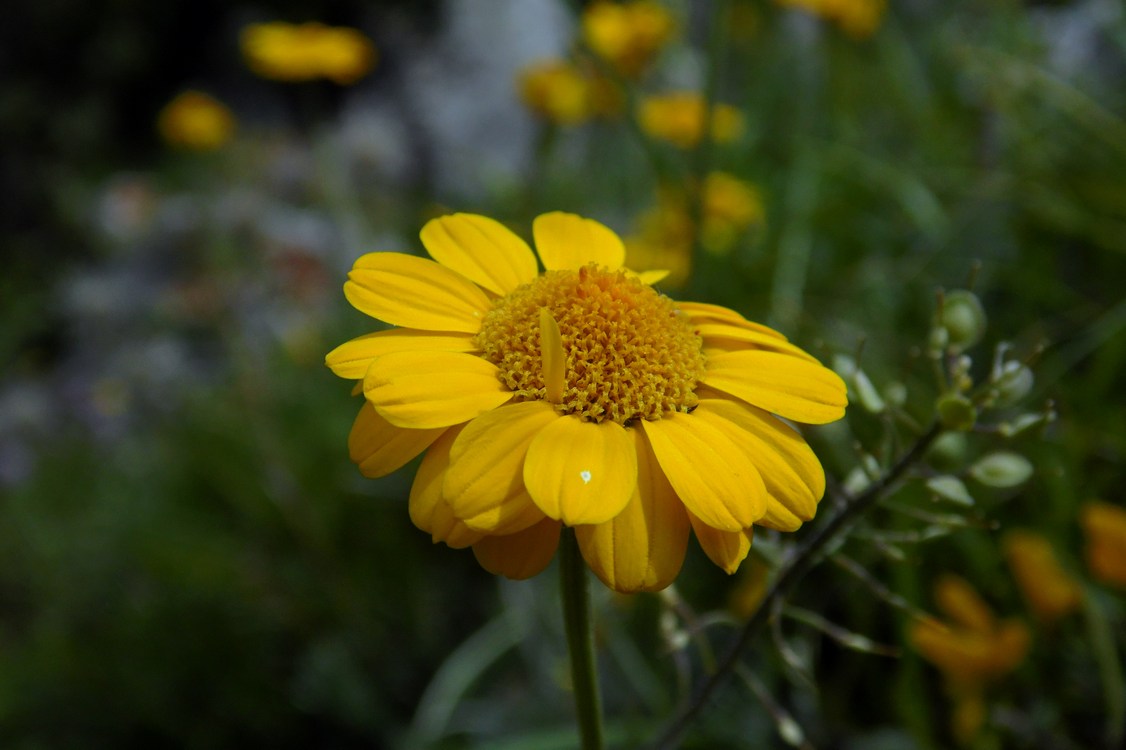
579, 470, 592, 484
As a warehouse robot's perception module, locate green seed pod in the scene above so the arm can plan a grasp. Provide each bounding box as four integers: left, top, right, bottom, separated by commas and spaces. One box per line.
969, 451, 1033, 488
993, 360, 1034, 407
940, 290, 987, 350
936, 393, 976, 431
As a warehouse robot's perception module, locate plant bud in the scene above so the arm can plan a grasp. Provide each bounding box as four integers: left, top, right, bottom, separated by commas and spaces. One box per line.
969, 452, 1033, 488
937, 393, 976, 431
926, 432, 968, 472
940, 290, 986, 350
993, 360, 1033, 407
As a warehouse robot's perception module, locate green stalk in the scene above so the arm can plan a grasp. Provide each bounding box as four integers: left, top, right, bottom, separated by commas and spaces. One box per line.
560, 527, 605, 750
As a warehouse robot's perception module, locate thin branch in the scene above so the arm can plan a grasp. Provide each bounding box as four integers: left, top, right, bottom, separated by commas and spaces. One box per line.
649, 422, 943, 749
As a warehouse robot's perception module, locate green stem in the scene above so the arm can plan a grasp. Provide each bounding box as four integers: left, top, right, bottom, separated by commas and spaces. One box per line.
561, 527, 605, 750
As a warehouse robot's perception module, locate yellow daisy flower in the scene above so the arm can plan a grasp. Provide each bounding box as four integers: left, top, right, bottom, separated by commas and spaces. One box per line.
327, 212, 847, 593
638, 92, 744, 149
157, 91, 236, 151
1002, 530, 1083, 623
1080, 501, 1126, 588
581, 0, 676, 79
241, 21, 377, 85
517, 59, 595, 126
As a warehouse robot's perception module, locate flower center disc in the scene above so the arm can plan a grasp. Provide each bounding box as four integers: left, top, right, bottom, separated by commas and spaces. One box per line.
476, 264, 705, 425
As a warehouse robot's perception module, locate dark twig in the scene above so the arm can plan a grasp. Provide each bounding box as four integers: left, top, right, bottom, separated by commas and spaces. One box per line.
649, 422, 943, 749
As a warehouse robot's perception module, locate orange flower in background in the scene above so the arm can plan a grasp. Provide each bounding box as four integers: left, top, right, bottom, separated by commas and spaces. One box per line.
1003, 530, 1083, 623
638, 93, 744, 149
910, 575, 1030, 743
327, 212, 847, 593
775, 0, 886, 39
517, 60, 594, 125
241, 22, 377, 84
157, 91, 236, 151
1081, 501, 1126, 588
582, 0, 675, 78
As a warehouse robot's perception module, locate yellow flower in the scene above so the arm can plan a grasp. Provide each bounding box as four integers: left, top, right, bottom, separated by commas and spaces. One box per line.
157, 91, 236, 151
910, 575, 1030, 743
582, 0, 675, 78
517, 60, 594, 125
638, 93, 744, 149
1081, 501, 1126, 588
774, 0, 886, 39
241, 22, 377, 84
1002, 530, 1083, 623
624, 172, 765, 285
327, 212, 847, 593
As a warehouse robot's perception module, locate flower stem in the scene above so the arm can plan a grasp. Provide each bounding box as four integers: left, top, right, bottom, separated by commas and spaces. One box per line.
560, 527, 605, 750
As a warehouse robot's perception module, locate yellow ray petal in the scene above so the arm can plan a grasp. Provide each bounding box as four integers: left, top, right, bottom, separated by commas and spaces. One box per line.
636, 269, 670, 285
408, 425, 485, 549
703, 350, 848, 424
640, 412, 767, 531
576, 429, 689, 592
420, 213, 539, 295
348, 401, 447, 478
345, 252, 491, 332
364, 351, 511, 429
326, 329, 477, 379
689, 512, 753, 574
676, 301, 787, 340
523, 415, 637, 525
695, 323, 819, 362
935, 575, 997, 633
443, 401, 557, 533
472, 518, 563, 580
694, 399, 825, 521
532, 211, 626, 271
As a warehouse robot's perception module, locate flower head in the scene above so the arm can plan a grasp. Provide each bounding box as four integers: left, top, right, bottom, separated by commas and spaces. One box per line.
157, 91, 235, 151
328, 212, 846, 592
1002, 530, 1083, 623
241, 22, 377, 85
581, 0, 675, 78
517, 59, 595, 125
909, 575, 1030, 742
1081, 501, 1126, 588
638, 93, 744, 149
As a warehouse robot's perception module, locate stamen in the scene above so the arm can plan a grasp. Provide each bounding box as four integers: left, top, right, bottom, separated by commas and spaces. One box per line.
539, 307, 566, 404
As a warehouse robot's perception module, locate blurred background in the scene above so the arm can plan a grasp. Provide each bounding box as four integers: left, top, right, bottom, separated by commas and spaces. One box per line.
2, 0, 1125, 747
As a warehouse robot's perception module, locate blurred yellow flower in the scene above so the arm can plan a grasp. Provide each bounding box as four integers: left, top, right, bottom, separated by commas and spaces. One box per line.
517, 59, 594, 125
157, 91, 236, 151
638, 93, 744, 148
1081, 501, 1126, 588
624, 172, 765, 286
582, 0, 675, 78
775, 0, 886, 38
1002, 530, 1083, 623
910, 575, 1030, 743
241, 22, 377, 85
327, 212, 847, 593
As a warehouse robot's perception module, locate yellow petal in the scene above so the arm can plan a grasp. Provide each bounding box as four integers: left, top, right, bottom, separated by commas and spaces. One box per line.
689, 512, 753, 574
539, 308, 566, 404
408, 425, 485, 549
443, 401, 557, 533
576, 429, 689, 592
532, 212, 625, 271
694, 399, 825, 524
326, 329, 477, 379
523, 415, 637, 525
348, 401, 447, 478
640, 412, 767, 531
703, 350, 848, 424
676, 301, 787, 340
695, 323, 819, 362
935, 575, 997, 633
472, 518, 563, 580
420, 213, 539, 295
637, 269, 670, 285
344, 252, 491, 333
364, 351, 512, 429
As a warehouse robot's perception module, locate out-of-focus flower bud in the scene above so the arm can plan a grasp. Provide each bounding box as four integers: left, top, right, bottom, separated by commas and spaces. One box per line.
992, 360, 1034, 407
937, 394, 976, 431
969, 452, 1033, 488
939, 290, 987, 350
926, 432, 969, 473
926, 475, 975, 506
